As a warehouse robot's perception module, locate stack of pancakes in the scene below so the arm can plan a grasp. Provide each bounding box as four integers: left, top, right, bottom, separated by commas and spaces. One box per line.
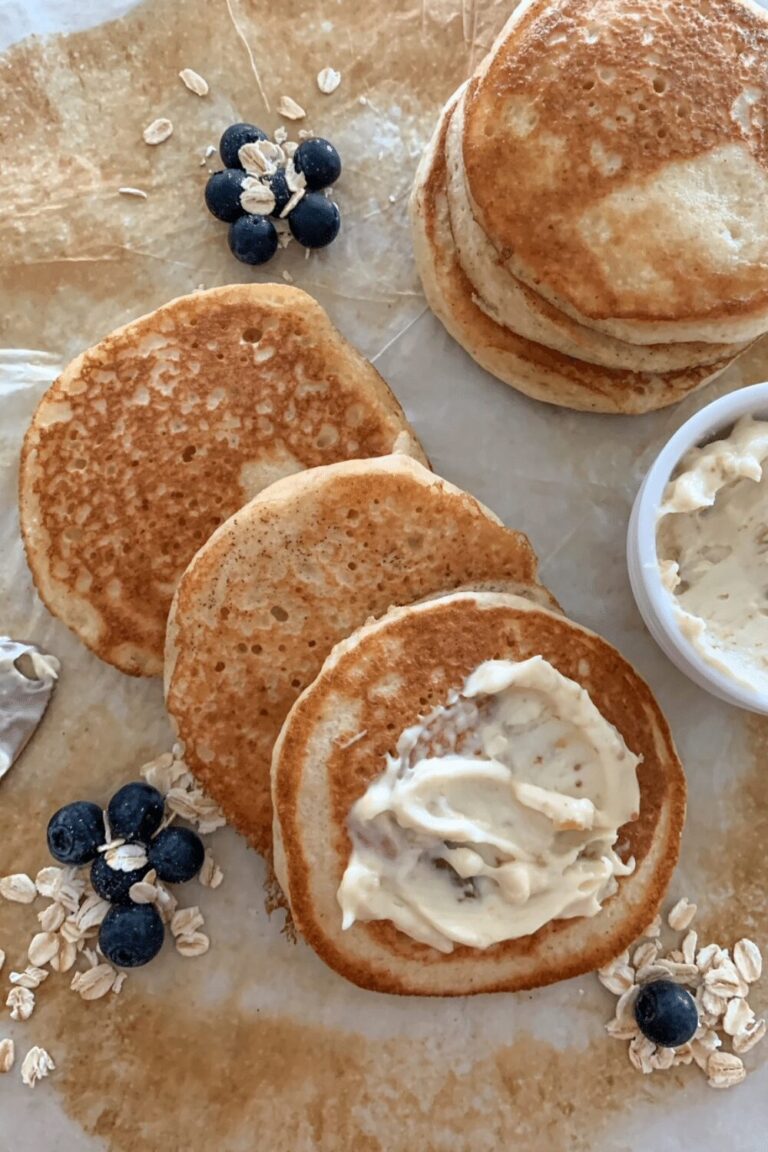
411, 0, 768, 414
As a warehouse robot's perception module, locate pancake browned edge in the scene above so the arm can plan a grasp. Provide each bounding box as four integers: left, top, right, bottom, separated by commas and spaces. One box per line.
272, 591, 686, 997
409, 93, 739, 414
165, 454, 552, 859
19, 284, 426, 677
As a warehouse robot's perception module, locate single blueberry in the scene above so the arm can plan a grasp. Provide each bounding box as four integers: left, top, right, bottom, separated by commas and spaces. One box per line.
99, 903, 165, 968
91, 852, 150, 905
204, 169, 247, 223
268, 168, 291, 217
228, 214, 278, 265
219, 123, 268, 169
634, 979, 699, 1047
294, 138, 342, 191
148, 826, 205, 883
108, 781, 165, 843
288, 193, 340, 249
47, 801, 104, 865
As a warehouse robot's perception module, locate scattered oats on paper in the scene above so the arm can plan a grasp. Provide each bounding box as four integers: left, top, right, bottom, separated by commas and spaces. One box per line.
317, 67, 341, 95
277, 95, 306, 120
179, 68, 209, 96
601, 899, 765, 1088
143, 118, 174, 146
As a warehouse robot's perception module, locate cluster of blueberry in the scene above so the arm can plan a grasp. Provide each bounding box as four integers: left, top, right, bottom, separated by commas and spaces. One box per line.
47, 783, 205, 968
204, 122, 342, 265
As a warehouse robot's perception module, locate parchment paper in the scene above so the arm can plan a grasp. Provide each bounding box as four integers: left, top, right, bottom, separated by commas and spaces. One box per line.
1, 3, 766, 1151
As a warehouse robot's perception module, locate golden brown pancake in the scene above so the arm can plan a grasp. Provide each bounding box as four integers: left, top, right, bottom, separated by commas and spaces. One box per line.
272, 591, 687, 996
165, 455, 550, 858
19, 284, 426, 676
463, 0, 768, 344
410, 93, 739, 413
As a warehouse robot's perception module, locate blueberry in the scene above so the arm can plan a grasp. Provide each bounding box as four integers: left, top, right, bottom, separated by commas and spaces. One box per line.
634, 979, 699, 1047
90, 852, 150, 905
288, 193, 340, 249
47, 801, 104, 865
108, 781, 165, 843
99, 903, 164, 968
228, 214, 278, 265
268, 168, 291, 217
294, 138, 342, 191
204, 169, 246, 222
148, 826, 205, 883
219, 123, 268, 169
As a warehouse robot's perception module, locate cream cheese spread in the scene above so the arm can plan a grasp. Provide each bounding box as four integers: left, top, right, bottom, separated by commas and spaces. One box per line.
337, 656, 640, 953
656, 415, 768, 696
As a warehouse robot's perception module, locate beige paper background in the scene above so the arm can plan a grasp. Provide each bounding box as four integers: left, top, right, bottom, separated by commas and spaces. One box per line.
0, 2, 766, 1149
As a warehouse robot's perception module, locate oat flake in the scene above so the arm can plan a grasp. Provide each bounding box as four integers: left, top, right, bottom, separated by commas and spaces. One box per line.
179, 68, 209, 96
143, 118, 173, 146
50, 937, 78, 974
20, 1046, 55, 1087
106, 842, 148, 873
9, 966, 48, 990
240, 178, 276, 215
723, 997, 754, 1037
0, 1038, 14, 1074
71, 964, 118, 1001
118, 187, 148, 199
733, 938, 762, 984
733, 1018, 767, 1054
199, 853, 223, 889
38, 902, 65, 932
707, 1051, 746, 1089
0, 873, 37, 903
28, 931, 59, 967
667, 898, 697, 931
171, 906, 204, 938
175, 931, 210, 958
317, 67, 341, 95
277, 95, 306, 120
0, 949, 5, 972
7, 986, 35, 1021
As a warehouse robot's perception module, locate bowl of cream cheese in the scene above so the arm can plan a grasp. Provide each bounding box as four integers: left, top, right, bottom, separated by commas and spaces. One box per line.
628, 381, 768, 714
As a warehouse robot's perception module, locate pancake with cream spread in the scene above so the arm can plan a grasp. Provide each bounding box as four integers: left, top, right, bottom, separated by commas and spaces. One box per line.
165, 455, 552, 858
19, 284, 425, 676
463, 0, 768, 346
272, 591, 686, 996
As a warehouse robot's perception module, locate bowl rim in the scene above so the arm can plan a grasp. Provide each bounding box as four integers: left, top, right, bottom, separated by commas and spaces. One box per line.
630, 380, 768, 714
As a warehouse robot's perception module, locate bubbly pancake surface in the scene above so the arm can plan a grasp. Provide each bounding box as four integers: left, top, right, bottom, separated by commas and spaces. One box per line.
19, 284, 425, 676
272, 591, 686, 996
463, 0, 768, 343
164, 455, 547, 857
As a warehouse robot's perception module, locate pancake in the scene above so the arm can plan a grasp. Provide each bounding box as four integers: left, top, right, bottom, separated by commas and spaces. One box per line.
463, 0, 768, 345
164, 454, 551, 857
19, 284, 426, 676
445, 84, 747, 372
272, 591, 687, 996
410, 95, 738, 413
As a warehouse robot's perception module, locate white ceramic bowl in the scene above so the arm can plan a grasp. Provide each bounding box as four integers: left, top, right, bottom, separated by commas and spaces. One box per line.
627, 381, 768, 715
